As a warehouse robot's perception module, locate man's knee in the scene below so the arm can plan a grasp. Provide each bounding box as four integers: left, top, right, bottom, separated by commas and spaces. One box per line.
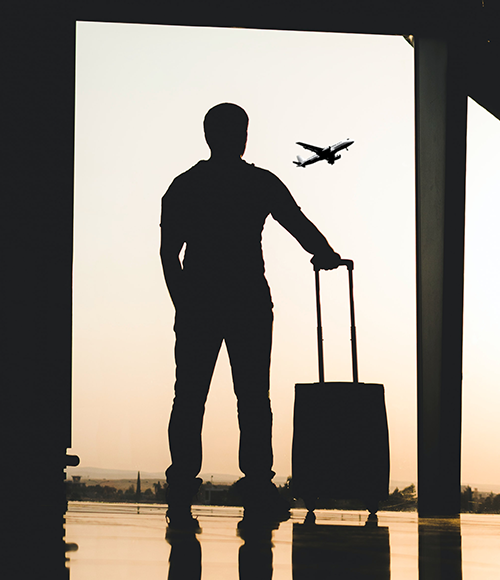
236, 392, 272, 422
171, 389, 207, 416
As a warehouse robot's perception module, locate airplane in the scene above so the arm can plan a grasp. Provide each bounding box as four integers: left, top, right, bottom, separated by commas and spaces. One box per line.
293, 138, 354, 168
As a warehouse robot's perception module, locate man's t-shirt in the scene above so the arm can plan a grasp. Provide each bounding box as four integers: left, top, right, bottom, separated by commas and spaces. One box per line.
161, 158, 328, 311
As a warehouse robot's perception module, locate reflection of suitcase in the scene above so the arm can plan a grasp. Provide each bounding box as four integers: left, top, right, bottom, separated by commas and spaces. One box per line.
292, 522, 391, 580
292, 260, 390, 514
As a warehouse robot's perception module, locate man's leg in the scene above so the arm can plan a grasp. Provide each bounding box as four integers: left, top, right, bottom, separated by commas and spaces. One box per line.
166, 315, 223, 525
225, 308, 274, 481
225, 308, 290, 521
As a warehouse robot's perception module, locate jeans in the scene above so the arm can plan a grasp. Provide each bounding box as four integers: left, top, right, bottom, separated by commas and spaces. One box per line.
166, 305, 275, 488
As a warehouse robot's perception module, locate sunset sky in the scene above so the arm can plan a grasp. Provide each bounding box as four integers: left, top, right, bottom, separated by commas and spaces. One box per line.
72, 21, 500, 486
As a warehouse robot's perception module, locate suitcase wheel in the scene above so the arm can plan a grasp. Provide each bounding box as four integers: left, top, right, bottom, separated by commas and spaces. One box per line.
303, 494, 317, 513
364, 497, 379, 515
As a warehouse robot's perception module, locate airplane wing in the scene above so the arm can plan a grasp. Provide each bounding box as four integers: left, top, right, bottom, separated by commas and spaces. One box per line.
296, 141, 325, 155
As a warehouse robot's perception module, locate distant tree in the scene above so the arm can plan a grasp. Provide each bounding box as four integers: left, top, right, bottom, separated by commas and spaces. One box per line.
124, 484, 135, 500
135, 472, 141, 502
226, 478, 244, 506
476, 493, 500, 514
380, 484, 417, 511
154, 481, 167, 502
461, 486, 473, 512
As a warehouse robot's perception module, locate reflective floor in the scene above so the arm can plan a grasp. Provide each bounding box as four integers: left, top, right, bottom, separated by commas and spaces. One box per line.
65, 502, 500, 579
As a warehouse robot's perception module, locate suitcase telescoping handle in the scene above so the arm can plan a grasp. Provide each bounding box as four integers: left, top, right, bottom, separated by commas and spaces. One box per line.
314, 259, 359, 384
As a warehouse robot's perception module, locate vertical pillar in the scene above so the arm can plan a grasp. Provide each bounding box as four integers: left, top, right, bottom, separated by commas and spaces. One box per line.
415, 37, 467, 516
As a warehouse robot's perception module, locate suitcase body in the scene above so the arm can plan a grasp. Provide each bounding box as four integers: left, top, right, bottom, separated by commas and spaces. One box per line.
292, 262, 390, 513
292, 381, 390, 511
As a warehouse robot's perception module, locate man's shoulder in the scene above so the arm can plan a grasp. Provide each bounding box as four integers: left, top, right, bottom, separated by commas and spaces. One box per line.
172, 160, 207, 182
241, 160, 284, 186
162, 161, 206, 197
242, 159, 271, 175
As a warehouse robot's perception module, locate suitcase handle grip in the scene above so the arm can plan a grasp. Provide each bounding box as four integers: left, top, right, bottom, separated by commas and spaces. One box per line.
338, 258, 353, 270
315, 259, 359, 384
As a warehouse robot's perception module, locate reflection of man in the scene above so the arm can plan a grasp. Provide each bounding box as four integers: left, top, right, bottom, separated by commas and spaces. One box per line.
160, 103, 340, 530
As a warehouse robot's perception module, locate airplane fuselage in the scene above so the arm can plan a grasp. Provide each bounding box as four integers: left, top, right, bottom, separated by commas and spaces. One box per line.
294, 139, 354, 168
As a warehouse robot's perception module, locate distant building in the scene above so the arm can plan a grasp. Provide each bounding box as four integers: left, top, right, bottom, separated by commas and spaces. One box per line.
202, 482, 230, 505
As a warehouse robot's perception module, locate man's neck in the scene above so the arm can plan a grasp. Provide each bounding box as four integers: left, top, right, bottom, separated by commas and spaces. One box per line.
209, 153, 244, 164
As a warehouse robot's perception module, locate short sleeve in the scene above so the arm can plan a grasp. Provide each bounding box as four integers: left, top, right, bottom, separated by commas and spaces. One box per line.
160, 176, 185, 238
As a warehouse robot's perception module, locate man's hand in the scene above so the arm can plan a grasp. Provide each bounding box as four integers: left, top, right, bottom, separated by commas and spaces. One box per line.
311, 248, 342, 271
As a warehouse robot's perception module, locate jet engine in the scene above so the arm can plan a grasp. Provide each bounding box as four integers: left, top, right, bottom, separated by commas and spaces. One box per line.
327, 154, 341, 165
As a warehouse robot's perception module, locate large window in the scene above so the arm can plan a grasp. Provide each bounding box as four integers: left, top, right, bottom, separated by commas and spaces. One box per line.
72, 22, 417, 485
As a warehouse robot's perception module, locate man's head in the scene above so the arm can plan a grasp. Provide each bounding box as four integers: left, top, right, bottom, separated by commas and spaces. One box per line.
204, 103, 249, 159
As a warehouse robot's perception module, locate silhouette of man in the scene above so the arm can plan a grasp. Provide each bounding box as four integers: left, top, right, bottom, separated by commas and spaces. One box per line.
160, 103, 340, 530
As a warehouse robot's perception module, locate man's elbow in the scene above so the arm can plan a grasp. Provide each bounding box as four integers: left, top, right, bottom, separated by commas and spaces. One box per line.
161, 247, 182, 271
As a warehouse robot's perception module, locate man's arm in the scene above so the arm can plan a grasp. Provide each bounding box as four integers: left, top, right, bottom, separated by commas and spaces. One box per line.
269, 175, 341, 270
160, 230, 185, 310
160, 184, 186, 310
278, 210, 341, 270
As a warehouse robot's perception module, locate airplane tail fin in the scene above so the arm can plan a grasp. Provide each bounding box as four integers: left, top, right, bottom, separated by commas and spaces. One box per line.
293, 155, 305, 167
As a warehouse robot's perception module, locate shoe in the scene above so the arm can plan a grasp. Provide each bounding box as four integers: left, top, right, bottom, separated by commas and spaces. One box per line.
234, 479, 291, 523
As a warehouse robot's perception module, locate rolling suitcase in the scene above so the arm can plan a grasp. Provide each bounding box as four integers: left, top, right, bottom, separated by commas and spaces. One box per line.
292, 260, 390, 514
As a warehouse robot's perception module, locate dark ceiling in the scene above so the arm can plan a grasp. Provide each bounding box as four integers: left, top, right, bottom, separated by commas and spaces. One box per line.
65, 0, 499, 120
6, 0, 499, 120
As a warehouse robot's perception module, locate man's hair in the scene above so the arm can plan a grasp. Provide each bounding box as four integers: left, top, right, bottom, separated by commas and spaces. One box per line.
204, 103, 249, 154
